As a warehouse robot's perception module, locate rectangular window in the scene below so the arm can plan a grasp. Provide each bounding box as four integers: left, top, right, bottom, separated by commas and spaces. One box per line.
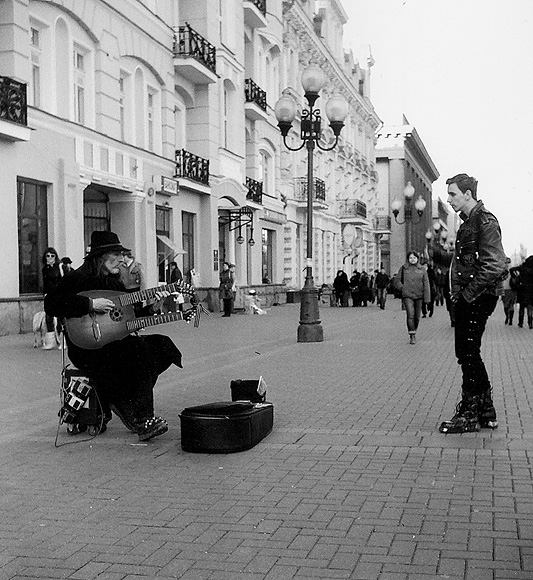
182, 212, 195, 278
30, 27, 41, 108
115, 152, 124, 175
119, 75, 125, 141
147, 89, 155, 152
73, 48, 86, 125
156, 206, 171, 282
262, 228, 274, 284
18, 179, 48, 294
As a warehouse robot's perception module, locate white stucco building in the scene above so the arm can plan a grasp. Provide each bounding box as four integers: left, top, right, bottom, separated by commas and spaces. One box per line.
0, 0, 382, 334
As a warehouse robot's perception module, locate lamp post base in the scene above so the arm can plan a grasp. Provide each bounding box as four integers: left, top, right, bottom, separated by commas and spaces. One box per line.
297, 277, 324, 343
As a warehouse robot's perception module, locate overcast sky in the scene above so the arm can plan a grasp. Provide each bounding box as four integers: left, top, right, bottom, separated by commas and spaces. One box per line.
342, 0, 533, 257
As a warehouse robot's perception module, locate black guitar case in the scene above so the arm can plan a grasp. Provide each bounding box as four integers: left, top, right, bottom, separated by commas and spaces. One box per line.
179, 401, 273, 453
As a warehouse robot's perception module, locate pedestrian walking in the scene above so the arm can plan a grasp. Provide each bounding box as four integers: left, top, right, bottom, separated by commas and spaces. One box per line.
439, 173, 507, 434
502, 257, 517, 325
219, 261, 234, 316
421, 263, 437, 318
333, 270, 350, 307
359, 271, 371, 307
393, 251, 430, 344
512, 256, 533, 328
375, 267, 390, 310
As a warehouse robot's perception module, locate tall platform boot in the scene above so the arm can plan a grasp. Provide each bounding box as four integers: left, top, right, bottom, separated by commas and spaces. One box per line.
479, 389, 498, 429
439, 392, 481, 433
409, 332, 416, 345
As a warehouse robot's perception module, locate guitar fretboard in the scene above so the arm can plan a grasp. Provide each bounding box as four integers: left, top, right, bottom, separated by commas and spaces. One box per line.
127, 310, 194, 331
119, 281, 193, 306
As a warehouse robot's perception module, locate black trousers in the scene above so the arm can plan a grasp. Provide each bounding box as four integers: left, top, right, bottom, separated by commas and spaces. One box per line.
454, 294, 498, 395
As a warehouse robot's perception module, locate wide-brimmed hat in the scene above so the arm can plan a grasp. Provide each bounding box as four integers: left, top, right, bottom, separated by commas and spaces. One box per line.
85, 231, 130, 259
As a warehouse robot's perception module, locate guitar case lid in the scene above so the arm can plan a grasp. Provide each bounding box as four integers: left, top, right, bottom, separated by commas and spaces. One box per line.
180, 401, 254, 417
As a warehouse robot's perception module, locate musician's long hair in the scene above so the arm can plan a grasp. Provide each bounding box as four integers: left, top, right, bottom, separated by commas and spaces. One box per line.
80, 253, 122, 286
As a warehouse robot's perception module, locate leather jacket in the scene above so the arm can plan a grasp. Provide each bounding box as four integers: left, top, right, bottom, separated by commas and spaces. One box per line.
450, 200, 507, 303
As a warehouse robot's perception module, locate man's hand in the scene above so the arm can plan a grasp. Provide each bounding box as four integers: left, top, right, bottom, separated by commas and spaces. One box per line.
151, 290, 170, 313
450, 292, 463, 304
91, 298, 116, 313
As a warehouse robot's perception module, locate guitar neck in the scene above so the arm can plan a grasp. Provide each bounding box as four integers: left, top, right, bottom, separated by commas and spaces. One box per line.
119, 281, 192, 306
127, 311, 190, 331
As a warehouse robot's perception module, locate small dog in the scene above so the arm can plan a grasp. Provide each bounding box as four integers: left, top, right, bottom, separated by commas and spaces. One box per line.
32, 311, 59, 348
32, 311, 47, 348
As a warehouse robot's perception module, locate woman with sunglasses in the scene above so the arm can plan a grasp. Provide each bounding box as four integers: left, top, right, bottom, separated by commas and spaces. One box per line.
41, 247, 61, 349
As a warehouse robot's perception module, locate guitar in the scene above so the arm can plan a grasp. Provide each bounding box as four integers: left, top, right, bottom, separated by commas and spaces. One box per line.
65, 281, 204, 349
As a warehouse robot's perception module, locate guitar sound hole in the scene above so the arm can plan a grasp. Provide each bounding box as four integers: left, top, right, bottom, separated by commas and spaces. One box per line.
109, 308, 124, 322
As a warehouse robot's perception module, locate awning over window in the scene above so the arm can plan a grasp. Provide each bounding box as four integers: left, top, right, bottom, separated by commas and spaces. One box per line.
157, 234, 186, 264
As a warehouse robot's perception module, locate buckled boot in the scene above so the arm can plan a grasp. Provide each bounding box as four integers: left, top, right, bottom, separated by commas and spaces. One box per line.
479, 389, 498, 429
439, 392, 481, 433
136, 416, 168, 442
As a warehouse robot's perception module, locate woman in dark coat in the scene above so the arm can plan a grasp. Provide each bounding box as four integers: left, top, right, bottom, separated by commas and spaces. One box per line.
41, 247, 62, 349
45, 231, 183, 442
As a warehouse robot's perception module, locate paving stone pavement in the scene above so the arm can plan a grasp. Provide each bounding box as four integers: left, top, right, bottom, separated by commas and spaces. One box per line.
1, 298, 532, 580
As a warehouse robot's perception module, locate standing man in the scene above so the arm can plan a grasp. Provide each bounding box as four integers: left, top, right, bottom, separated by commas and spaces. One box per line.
439, 174, 507, 433
119, 251, 144, 293
375, 267, 390, 310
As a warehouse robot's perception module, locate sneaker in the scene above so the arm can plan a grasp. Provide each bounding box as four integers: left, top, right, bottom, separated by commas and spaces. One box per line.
439, 394, 481, 433
137, 416, 168, 442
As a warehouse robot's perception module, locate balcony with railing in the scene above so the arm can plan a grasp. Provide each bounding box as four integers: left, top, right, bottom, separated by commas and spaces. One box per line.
244, 0, 267, 29
246, 177, 263, 205
0, 75, 31, 142
174, 149, 210, 186
173, 24, 217, 84
244, 78, 268, 121
338, 199, 368, 223
293, 177, 326, 206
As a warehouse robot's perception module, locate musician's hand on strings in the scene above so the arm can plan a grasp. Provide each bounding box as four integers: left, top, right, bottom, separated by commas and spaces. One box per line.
91, 298, 116, 313
151, 290, 170, 314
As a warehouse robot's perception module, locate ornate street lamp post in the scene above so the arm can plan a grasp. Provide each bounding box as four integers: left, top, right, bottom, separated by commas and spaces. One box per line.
391, 181, 427, 252
274, 64, 348, 342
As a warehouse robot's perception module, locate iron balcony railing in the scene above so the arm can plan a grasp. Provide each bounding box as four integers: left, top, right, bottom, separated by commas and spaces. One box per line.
0, 75, 27, 126
338, 199, 367, 219
246, 177, 263, 204
374, 215, 392, 230
174, 149, 210, 186
245, 78, 267, 111
173, 23, 216, 75
246, 0, 266, 16
294, 177, 326, 203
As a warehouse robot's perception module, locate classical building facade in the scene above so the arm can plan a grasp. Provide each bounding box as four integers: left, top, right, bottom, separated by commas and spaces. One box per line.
0, 0, 381, 334
375, 120, 440, 276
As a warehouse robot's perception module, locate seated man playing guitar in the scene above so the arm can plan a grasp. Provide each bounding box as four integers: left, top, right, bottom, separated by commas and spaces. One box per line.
45, 231, 184, 442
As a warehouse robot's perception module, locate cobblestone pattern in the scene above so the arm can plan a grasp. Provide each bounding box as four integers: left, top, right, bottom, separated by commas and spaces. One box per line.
1, 299, 532, 579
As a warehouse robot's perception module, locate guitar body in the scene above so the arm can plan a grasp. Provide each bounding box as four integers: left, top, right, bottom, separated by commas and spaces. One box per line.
65, 290, 137, 349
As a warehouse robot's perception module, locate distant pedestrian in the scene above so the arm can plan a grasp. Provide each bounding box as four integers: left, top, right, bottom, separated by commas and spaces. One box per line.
333, 270, 350, 307
421, 263, 436, 318
359, 271, 371, 307
119, 251, 143, 293
393, 251, 430, 345
375, 267, 390, 310
229, 264, 237, 313
219, 262, 233, 317
349, 270, 360, 307
166, 261, 184, 313
512, 255, 533, 329
439, 173, 507, 434
59, 257, 73, 277
502, 257, 517, 325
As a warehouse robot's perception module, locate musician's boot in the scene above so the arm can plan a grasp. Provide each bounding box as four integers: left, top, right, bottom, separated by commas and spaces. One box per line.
109, 402, 137, 432
136, 416, 168, 442
439, 391, 481, 433
479, 388, 498, 429
42, 332, 57, 350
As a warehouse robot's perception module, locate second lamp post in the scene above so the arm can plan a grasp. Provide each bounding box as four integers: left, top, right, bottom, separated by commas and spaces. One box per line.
275, 64, 348, 342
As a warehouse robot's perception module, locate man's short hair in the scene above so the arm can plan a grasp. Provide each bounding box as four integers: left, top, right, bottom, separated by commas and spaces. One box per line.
446, 173, 478, 199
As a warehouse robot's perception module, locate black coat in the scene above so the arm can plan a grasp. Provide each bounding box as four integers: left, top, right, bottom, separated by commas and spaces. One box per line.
44, 262, 181, 420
